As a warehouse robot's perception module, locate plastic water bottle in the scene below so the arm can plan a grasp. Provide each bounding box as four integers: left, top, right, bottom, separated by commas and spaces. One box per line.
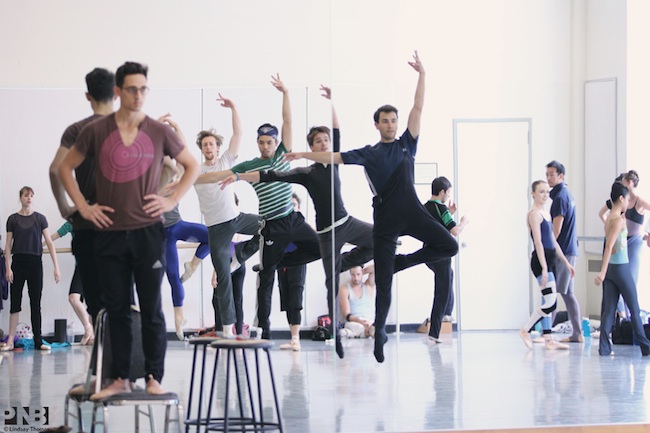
582, 317, 591, 338
67, 322, 75, 344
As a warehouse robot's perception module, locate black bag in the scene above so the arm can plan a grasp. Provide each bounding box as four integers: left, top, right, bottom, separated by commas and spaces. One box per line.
312, 326, 330, 341
612, 316, 633, 345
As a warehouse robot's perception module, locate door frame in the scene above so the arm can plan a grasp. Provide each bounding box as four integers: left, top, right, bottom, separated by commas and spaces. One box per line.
452, 118, 533, 330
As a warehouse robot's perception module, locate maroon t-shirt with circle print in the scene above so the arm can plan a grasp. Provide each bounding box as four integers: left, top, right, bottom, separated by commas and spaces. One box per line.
73, 113, 184, 231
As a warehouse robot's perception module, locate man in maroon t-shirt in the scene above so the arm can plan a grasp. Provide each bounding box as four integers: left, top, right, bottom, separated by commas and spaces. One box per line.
59, 61, 199, 399
49, 67, 115, 340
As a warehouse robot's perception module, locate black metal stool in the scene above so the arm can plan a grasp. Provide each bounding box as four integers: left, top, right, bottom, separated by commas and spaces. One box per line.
185, 337, 221, 432
204, 339, 283, 433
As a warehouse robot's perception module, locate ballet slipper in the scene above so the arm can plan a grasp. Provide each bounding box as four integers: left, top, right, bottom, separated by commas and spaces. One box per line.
0, 343, 14, 352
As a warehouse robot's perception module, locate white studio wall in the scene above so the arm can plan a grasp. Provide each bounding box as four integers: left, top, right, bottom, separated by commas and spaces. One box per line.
3, 0, 639, 332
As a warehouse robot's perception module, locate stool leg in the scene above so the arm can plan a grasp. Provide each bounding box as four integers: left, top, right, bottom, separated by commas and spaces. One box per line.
186, 344, 199, 431
254, 349, 265, 428
147, 404, 156, 433
223, 348, 233, 433
197, 344, 209, 430
77, 403, 84, 432
240, 348, 257, 426
164, 404, 171, 433
203, 347, 221, 433
232, 347, 247, 422
265, 348, 284, 433
103, 405, 110, 433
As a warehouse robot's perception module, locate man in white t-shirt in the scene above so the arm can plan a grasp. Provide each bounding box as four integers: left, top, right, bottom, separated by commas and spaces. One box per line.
194, 95, 260, 337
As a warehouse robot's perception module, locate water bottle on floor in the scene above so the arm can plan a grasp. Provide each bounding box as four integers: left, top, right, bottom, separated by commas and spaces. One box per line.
582, 317, 591, 338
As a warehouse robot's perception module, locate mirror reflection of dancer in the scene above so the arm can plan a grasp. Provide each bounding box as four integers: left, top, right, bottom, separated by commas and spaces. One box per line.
49, 67, 115, 335
193, 94, 261, 338
594, 182, 650, 356
221, 86, 374, 358
519, 181, 573, 350
59, 61, 199, 398
157, 116, 211, 340
51, 222, 95, 345
200, 75, 321, 340
2, 187, 61, 352
423, 177, 468, 343
285, 52, 458, 363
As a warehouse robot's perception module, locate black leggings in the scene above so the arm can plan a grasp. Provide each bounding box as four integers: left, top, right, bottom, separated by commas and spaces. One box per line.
10, 254, 44, 347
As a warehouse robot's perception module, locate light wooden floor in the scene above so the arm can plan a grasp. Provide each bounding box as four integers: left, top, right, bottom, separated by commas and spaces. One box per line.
1, 330, 649, 433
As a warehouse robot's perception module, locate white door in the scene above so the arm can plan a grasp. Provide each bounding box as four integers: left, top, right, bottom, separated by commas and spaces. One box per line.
454, 119, 532, 330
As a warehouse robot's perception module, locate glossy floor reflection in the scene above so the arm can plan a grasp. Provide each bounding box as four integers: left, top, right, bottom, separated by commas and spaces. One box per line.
1, 331, 649, 432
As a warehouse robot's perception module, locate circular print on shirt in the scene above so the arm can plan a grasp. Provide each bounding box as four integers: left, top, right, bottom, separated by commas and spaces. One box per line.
99, 130, 155, 183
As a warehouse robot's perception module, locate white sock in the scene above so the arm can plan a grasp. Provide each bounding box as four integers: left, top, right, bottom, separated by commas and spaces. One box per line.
223, 324, 235, 337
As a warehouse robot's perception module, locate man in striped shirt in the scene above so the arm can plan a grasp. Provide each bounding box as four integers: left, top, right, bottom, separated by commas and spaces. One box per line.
197, 75, 320, 340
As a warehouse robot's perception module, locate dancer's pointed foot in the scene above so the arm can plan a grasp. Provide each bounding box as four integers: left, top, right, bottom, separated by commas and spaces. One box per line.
519, 329, 532, 349
374, 328, 388, 363
175, 317, 187, 340
174, 307, 187, 340
180, 262, 196, 283
80, 325, 95, 346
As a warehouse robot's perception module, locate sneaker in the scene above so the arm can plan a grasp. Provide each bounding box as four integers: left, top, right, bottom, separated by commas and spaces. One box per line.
180, 262, 196, 283
428, 335, 443, 344
545, 339, 569, 350
442, 315, 453, 322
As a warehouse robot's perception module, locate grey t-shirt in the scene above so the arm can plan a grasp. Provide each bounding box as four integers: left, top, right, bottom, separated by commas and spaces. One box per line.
6, 212, 48, 256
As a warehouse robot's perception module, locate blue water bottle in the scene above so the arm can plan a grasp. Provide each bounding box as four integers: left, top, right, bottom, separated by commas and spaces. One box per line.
582, 317, 591, 338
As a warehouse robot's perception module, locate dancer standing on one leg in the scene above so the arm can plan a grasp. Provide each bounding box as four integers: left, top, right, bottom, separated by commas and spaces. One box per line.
200, 74, 321, 340
221, 85, 374, 357
193, 95, 260, 337
284, 52, 458, 363
157, 116, 211, 340
594, 181, 650, 356
519, 180, 572, 351
423, 176, 468, 343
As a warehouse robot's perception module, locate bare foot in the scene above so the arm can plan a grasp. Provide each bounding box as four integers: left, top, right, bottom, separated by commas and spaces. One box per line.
90, 378, 131, 401
146, 375, 166, 395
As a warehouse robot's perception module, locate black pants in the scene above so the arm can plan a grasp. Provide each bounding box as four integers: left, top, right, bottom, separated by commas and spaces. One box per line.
72, 229, 102, 325
426, 258, 453, 339
372, 157, 458, 331
214, 265, 246, 334
10, 254, 44, 347
94, 224, 167, 382
277, 264, 306, 325
257, 211, 320, 335
317, 216, 374, 328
